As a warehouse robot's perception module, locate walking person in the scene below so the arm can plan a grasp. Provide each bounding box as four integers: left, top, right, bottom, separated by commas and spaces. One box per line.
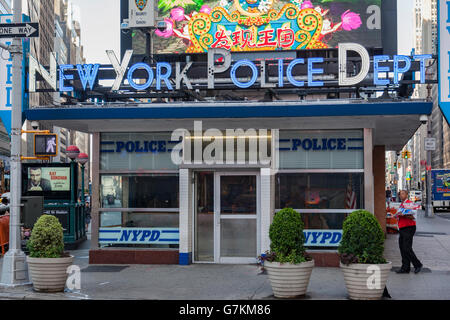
396, 190, 423, 274
386, 187, 392, 205
85, 201, 91, 233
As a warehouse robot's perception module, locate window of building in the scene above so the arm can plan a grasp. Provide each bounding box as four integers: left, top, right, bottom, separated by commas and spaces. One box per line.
275, 172, 364, 248
99, 132, 180, 249
99, 174, 179, 249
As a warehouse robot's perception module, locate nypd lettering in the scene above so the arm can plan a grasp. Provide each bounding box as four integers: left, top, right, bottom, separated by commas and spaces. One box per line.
303, 230, 342, 247
99, 228, 179, 244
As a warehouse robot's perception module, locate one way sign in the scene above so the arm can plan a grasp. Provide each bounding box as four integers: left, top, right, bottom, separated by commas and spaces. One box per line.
0, 22, 39, 38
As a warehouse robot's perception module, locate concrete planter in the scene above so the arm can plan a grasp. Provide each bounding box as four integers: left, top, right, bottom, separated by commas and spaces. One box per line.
340, 261, 392, 300
264, 260, 314, 298
27, 255, 74, 292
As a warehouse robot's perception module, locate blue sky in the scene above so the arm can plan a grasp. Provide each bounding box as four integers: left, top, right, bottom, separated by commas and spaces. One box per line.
71, 0, 414, 62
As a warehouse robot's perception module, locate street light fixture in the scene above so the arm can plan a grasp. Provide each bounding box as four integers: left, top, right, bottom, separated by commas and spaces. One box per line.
66, 145, 80, 161
77, 153, 88, 204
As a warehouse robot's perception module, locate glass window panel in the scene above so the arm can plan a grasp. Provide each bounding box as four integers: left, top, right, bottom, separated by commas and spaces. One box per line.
220, 176, 256, 214
278, 130, 364, 169
220, 219, 257, 257
301, 212, 349, 230
101, 174, 179, 209
99, 212, 179, 249
195, 172, 214, 261
100, 132, 179, 170
275, 173, 364, 210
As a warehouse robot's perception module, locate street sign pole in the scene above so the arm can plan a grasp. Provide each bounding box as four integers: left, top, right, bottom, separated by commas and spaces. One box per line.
0, 0, 30, 286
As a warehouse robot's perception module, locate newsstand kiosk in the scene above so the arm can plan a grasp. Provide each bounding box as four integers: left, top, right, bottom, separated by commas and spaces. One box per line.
22, 162, 86, 249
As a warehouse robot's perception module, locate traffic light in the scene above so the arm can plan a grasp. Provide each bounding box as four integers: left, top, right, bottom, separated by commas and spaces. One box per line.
34, 133, 58, 157
393, 163, 397, 170
401, 151, 406, 159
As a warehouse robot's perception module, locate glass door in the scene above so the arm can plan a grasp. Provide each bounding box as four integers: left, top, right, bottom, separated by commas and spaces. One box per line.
194, 172, 215, 262
215, 172, 259, 263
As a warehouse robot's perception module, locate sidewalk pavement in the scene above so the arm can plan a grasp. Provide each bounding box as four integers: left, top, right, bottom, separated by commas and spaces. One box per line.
0, 211, 450, 300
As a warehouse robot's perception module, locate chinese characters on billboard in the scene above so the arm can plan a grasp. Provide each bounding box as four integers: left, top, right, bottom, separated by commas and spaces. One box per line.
152, 0, 381, 53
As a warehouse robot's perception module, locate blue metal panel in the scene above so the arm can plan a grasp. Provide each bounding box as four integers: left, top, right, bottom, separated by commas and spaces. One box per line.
179, 252, 192, 265
25, 101, 433, 121
438, 0, 450, 124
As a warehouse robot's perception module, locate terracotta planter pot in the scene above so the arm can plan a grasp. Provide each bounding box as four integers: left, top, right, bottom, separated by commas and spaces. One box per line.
27, 255, 74, 292
340, 261, 392, 300
264, 260, 314, 298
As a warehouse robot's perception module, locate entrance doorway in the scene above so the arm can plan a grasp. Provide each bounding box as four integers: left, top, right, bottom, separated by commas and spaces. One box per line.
193, 171, 260, 263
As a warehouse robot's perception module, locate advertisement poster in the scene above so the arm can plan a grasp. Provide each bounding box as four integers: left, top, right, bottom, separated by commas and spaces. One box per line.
432, 170, 450, 201
27, 167, 70, 192
150, 0, 382, 54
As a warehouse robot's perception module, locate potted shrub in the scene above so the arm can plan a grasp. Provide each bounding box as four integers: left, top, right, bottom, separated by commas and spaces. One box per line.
26, 215, 73, 292
260, 208, 314, 298
338, 210, 392, 300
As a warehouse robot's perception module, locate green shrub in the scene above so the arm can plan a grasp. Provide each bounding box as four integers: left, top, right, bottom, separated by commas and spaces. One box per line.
268, 208, 308, 264
338, 210, 386, 264
27, 215, 64, 258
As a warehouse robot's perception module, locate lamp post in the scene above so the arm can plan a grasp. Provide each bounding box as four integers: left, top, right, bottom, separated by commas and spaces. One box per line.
66, 145, 80, 204
77, 153, 88, 205
0, 0, 29, 286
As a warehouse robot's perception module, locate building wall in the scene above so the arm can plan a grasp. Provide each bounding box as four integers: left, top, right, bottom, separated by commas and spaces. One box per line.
373, 146, 386, 233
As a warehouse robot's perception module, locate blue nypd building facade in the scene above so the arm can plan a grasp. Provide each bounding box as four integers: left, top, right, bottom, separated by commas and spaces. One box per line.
24, 12, 435, 264
26, 97, 432, 266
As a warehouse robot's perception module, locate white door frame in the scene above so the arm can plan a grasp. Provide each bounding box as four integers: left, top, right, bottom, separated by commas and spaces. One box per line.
214, 171, 260, 264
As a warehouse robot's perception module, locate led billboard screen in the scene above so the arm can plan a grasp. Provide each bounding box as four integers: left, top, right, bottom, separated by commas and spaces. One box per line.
150, 0, 382, 53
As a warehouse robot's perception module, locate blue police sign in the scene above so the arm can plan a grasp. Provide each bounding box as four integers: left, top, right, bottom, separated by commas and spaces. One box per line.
99, 228, 179, 245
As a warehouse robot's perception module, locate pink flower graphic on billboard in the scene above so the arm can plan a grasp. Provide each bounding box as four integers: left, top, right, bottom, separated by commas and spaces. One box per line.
155, 18, 174, 38
341, 10, 362, 31
170, 7, 185, 21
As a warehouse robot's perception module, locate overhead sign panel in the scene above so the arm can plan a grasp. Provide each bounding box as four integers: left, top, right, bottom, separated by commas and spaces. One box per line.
0, 22, 39, 38
129, 0, 155, 28
152, 0, 382, 54
438, 0, 450, 124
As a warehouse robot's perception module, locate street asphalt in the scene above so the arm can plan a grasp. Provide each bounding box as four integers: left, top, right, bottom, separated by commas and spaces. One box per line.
0, 210, 449, 300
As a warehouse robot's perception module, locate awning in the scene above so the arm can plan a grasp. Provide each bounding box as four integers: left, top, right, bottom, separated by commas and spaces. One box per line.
25, 100, 432, 151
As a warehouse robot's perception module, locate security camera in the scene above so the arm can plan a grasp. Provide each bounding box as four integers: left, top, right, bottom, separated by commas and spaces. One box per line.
156, 21, 167, 32
31, 121, 39, 130
420, 115, 428, 124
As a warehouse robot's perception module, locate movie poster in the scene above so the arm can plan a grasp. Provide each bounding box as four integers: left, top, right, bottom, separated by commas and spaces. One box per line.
149, 0, 382, 54
27, 167, 70, 192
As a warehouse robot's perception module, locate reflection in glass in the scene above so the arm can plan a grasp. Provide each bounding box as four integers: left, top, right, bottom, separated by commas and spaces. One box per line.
101, 174, 179, 209
299, 212, 349, 230
275, 173, 364, 210
194, 172, 214, 261
220, 176, 256, 214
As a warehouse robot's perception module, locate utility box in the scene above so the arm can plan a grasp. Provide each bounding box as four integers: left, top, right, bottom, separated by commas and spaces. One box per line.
21, 196, 44, 229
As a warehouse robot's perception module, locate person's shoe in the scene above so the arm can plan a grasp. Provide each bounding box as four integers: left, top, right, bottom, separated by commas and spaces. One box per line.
396, 268, 410, 274
414, 265, 423, 274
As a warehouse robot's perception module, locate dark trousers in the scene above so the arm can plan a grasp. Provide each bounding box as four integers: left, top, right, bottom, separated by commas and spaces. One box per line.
398, 226, 422, 270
